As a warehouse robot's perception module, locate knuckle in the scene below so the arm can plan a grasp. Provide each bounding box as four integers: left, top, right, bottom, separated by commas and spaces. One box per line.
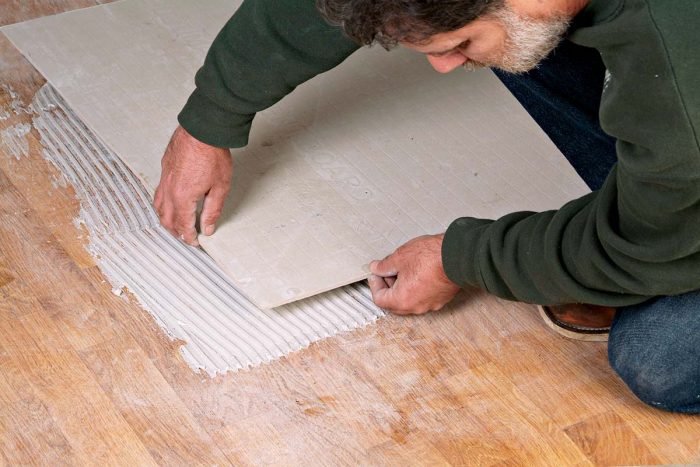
173, 218, 189, 231
173, 210, 193, 223
172, 192, 192, 204
175, 225, 194, 238
395, 288, 411, 305
217, 172, 233, 185
203, 208, 223, 222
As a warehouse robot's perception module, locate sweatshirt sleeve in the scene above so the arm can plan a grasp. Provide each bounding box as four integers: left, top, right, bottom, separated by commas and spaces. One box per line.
178, 0, 360, 148
442, 1, 700, 307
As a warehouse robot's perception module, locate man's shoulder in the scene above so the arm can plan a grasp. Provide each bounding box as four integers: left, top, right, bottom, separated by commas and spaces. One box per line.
645, 0, 700, 31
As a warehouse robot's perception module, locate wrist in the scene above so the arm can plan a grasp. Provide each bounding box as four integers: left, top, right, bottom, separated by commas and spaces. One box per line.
434, 233, 455, 284
176, 125, 221, 149
174, 126, 231, 161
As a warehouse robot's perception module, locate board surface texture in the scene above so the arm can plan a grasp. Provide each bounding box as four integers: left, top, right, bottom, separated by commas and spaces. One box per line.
2, 0, 590, 308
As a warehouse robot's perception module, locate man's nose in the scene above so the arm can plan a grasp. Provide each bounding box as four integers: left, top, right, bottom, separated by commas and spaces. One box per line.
426, 53, 467, 73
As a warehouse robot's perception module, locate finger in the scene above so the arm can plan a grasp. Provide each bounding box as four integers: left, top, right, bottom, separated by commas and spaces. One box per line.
370, 254, 399, 277
173, 199, 199, 246
153, 184, 163, 210
178, 222, 199, 246
368, 274, 404, 312
368, 274, 388, 295
368, 273, 396, 289
368, 274, 390, 307
157, 195, 178, 236
200, 184, 228, 236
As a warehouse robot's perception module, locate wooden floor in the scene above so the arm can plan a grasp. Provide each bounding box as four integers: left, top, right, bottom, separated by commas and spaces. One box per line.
0, 2, 698, 465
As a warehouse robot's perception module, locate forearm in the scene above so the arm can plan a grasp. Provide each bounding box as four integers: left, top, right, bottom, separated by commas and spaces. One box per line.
178, 0, 360, 148
442, 170, 700, 306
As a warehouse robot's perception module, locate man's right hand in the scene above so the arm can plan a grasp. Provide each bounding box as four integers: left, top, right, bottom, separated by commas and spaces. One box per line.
154, 125, 233, 246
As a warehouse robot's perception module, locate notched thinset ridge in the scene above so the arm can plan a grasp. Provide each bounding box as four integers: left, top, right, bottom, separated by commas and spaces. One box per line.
31, 84, 384, 376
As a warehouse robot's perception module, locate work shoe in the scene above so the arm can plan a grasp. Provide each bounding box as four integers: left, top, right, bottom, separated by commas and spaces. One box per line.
537, 303, 616, 342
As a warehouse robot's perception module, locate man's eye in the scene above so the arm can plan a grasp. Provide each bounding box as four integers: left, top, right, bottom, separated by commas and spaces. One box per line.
430, 48, 460, 58
457, 39, 471, 50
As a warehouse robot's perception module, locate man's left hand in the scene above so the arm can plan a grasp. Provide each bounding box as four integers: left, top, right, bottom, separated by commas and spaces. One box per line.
368, 234, 461, 315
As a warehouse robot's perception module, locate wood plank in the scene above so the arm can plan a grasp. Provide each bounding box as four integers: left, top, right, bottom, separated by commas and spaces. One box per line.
0, 165, 120, 349
624, 407, 698, 463
0, 266, 13, 288
0, 278, 44, 321
443, 362, 589, 466
79, 334, 232, 465
0, 345, 78, 466
0, 311, 157, 465
0, 0, 99, 27
565, 412, 662, 465
360, 433, 450, 467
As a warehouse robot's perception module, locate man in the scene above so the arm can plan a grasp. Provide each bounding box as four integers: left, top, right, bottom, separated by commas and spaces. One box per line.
154, 0, 700, 413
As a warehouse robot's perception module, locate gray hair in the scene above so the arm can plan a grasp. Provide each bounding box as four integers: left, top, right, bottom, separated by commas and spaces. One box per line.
316, 0, 505, 48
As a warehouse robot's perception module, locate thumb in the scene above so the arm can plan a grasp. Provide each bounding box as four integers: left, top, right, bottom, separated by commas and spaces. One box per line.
200, 184, 227, 236
368, 274, 399, 310
370, 254, 399, 277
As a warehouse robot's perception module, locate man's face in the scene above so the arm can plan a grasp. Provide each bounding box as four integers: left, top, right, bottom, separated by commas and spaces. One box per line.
401, 5, 570, 74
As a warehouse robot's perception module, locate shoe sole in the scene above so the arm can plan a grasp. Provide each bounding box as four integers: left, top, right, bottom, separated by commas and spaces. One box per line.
537, 305, 609, 342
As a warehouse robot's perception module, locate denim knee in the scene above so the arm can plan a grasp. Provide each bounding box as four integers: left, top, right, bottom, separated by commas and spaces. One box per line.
608, 300, 700, 413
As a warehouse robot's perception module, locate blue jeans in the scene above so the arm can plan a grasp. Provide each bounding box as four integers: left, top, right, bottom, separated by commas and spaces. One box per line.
494, 40, 700, 414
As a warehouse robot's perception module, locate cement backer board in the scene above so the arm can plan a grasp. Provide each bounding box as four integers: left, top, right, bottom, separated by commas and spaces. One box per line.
2, 0, 590, 308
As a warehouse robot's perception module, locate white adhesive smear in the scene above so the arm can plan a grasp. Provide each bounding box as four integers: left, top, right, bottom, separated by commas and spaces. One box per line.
1, 122, 31, 159
31, 84, 384, 375
1, 84, 32, 118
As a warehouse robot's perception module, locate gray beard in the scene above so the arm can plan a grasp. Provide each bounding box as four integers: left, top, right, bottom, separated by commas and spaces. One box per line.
466, 7, 570, 74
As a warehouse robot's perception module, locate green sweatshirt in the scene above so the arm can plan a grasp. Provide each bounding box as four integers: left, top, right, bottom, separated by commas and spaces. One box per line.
178, 0, 700, 306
